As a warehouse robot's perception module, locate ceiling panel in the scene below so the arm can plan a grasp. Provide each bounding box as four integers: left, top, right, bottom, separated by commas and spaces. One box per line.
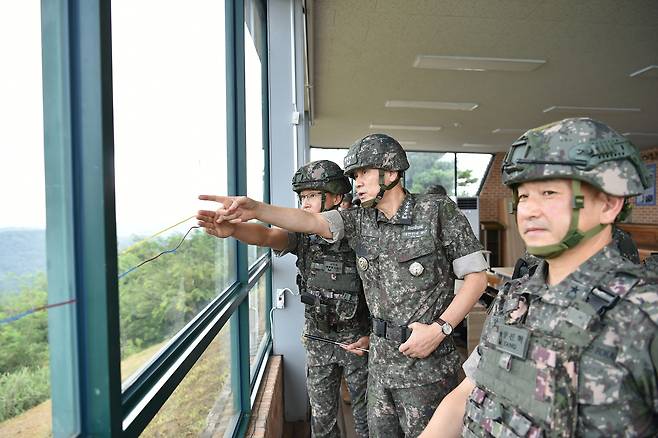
309, 0, 658, 151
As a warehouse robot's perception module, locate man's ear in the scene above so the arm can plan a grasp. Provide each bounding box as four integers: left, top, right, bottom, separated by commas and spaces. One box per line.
385, 170, 399, 184
599, 193, 625, 224
330, 193, 343, 208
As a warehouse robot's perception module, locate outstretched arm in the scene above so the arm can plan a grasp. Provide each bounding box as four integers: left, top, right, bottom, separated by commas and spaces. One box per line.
197, 208, 289, 250
418, 377, 474, 438
198, 195, 333, 239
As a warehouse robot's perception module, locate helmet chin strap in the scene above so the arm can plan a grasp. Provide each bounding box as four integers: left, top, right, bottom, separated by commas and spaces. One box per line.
525, 179, 606, 259
360, 170, 401, 208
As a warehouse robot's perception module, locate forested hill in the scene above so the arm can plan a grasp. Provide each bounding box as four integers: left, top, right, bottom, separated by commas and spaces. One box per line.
0, 228, 46, 292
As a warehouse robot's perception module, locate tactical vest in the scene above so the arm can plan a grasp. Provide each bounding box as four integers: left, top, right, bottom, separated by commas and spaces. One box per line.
464, 271, 642, 438
296, 233, 364, 333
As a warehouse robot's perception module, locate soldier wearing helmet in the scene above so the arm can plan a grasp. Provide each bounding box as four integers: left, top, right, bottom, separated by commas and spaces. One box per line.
201, 133, 489, 437
420, 118, 658, 438
340, 193, 353, 210
198, 160, 370, 438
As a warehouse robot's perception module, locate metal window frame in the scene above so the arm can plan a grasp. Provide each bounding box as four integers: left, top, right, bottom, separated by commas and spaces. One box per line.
42, 1, 121, 436
41, 0, 273, 436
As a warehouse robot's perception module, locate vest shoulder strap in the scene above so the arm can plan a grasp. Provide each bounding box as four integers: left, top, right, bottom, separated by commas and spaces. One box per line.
585, 271, 640, 317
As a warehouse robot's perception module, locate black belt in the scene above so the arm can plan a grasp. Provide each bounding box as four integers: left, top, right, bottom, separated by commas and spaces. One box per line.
372, 317, 411, 344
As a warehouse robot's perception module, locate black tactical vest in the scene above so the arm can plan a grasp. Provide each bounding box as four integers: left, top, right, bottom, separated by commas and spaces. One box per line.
296, 233, 365, 333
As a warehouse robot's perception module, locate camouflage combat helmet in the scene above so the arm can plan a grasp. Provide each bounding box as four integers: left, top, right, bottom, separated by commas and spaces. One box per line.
502, 118, 649, 196
291, 160, 351, 212
343, 134, 410, 207
502, 118, 650, 259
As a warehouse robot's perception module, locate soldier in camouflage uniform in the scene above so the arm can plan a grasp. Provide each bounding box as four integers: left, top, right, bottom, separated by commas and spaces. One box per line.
645, 253, 658, 272
203, 134, 489, 437
340, 193, 354, 210
420, 118, 658, 437
198, 160, 370, 438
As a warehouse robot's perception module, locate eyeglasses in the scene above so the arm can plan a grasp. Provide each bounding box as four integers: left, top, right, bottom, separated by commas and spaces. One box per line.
298, 192, 322, 203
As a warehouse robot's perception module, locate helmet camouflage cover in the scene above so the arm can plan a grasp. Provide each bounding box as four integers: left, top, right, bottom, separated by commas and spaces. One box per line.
343, 133, 410, 178
502, 118, 649, 196
291, 160, 352, 195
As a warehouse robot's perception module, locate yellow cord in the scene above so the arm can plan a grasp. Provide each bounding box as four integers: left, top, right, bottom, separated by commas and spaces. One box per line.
120, 215, 197, 255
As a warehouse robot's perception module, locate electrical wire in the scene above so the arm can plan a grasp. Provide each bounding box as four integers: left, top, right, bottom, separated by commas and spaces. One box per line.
118, 226, 200, 279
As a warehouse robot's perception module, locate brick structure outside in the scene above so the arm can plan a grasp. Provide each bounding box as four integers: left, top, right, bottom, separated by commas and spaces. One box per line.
478, 153, 508, 222
629, 146, 658, 225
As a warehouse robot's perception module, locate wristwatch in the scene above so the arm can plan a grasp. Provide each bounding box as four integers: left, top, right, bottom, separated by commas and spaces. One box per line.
434, 318, 453, 336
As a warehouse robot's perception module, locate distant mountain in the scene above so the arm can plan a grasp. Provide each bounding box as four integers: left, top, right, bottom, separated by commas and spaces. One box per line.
0, 228, 46, 292
0, 228, 149, 293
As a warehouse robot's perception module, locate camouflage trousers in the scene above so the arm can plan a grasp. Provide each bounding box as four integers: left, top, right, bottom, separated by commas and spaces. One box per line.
306, 346, 369, 438
367, 373, 458, 437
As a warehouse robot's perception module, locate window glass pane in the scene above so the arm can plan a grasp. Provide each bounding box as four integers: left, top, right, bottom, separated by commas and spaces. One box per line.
140, 321, 236, 437
456, 153, 493, 197
111, 0, 231, 383
310, 148, 349, 167
405, 152, 456, 196
245, 22, 268, 266
309, 148, 353, 205
0, 2, 51, 435
248, 274, 268, 377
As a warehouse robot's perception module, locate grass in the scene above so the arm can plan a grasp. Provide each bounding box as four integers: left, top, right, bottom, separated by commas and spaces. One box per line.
0, 365, 50, 422
0, 333, 233, 437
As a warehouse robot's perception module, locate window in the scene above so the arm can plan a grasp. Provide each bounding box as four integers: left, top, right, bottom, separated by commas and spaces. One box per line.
405, 152, 493, 196
310, 148, 349, 168
456, 153, 492, 197
0, 2, 51, 435
140, 322, 236, 437
38, 1, 272, 435
406, 152, 456, 195
111, 0, 232, 382
248, 274, 269, 377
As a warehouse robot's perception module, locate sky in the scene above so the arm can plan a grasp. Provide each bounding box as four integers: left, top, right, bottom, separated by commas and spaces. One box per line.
0, 1, 488, 238
1, 0, 263, 238
0, 1, 45, 230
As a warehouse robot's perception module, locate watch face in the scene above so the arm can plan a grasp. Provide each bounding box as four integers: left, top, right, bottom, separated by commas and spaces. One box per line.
442, 323, 453, 335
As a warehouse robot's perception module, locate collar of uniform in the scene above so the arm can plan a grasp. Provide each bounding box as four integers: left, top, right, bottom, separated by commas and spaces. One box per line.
537, 243, 622, 300
376, 192, 414, 225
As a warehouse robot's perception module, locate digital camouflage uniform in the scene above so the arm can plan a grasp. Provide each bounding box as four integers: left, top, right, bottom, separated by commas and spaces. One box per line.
466, 247, 658, 437
282, 160, 370, 438
612, 226, 641, 264
645, 253, 658, 273
323, 134, 488, 437
463, 118, 658, 437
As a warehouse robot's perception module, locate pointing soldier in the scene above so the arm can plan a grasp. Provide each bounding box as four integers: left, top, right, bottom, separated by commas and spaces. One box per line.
201, 134, 488, 436
198, 160, 370, 438
420, 118, 658, 437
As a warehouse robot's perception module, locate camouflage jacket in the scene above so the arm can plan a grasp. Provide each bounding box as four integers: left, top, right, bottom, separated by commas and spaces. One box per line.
644, 253, 658, 273
466, 245, 658, 437
327, 193, 484, 388
282, 232, 370, 366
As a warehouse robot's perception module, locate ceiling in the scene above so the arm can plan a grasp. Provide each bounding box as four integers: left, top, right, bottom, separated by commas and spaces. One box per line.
307, 0, 658, 153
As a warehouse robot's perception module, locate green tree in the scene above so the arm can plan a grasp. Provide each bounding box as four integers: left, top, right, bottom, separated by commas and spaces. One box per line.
406, 152, 455, 195
118, 231, 229, 358
0, 273, 49, 374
